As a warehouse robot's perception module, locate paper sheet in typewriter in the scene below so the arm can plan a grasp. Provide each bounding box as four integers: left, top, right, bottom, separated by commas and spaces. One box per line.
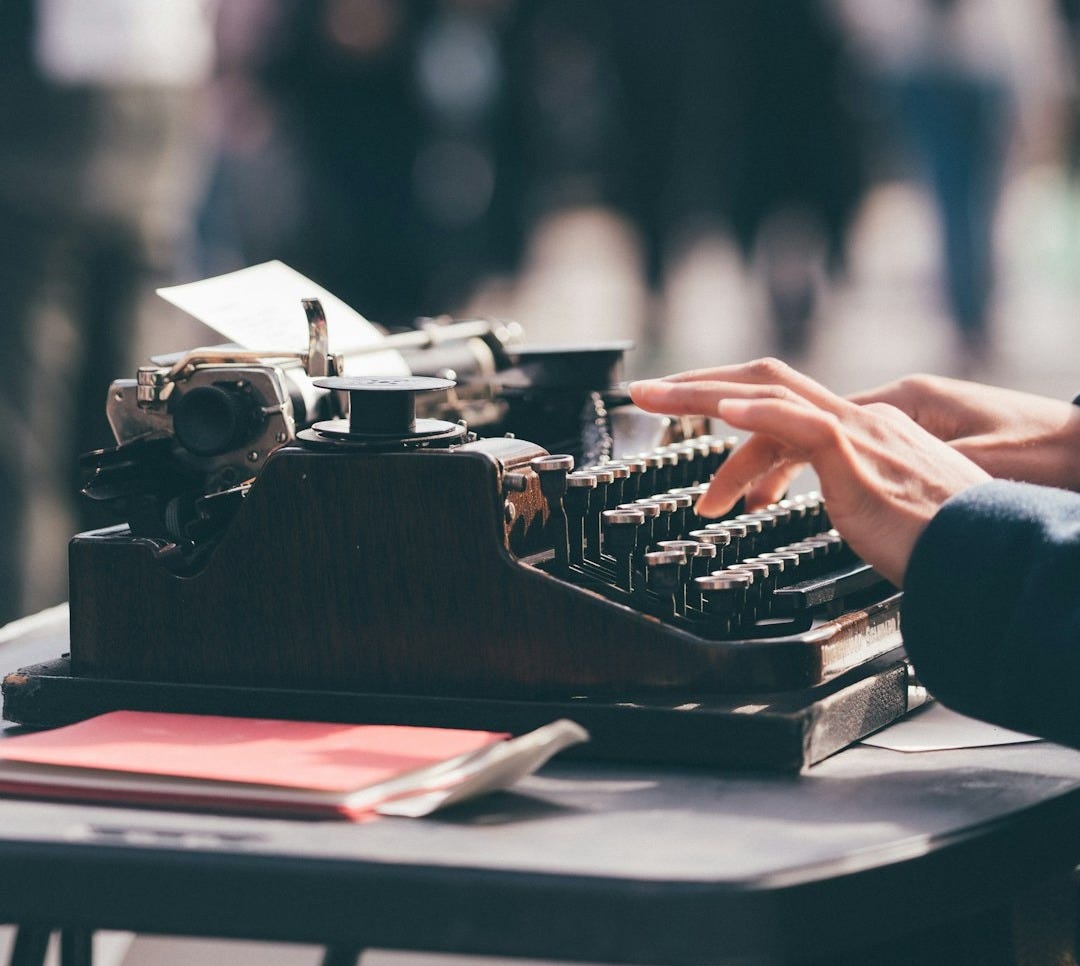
157, 261, 410, 377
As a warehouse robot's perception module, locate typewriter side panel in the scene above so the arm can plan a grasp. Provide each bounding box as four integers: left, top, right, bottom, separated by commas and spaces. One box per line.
68, 446, 856, 697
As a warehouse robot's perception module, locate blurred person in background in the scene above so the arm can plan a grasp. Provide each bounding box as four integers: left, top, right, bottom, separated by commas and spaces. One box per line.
834, 0, 1072, 372
506, 0, 866, 358
197, 0, 521, 327
0, 0, 211, 624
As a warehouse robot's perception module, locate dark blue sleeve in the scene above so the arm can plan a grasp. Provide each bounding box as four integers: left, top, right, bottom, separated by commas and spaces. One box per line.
901, 479, 1080, 745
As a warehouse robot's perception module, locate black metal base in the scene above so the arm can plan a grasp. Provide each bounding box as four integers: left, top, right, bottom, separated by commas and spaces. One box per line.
2, 649, 915, 772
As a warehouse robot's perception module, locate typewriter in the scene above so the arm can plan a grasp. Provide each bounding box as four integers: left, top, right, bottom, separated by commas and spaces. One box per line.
2, 299, 916, 771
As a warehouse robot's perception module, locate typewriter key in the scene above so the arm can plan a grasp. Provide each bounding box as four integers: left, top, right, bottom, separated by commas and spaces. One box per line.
565, 471, 598, 565
645, 548, 688, 617
619, 457, 647, 502
621, 501, 659, 567
602, 508, 646, 591
697, 571, 752, 632
584, 467, 616, 561
530, 455, 575, 571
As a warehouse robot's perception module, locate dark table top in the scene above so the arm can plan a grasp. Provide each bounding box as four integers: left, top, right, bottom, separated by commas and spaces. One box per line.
3, 607, 1080, 964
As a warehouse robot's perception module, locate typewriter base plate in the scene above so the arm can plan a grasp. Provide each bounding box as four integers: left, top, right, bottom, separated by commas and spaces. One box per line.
3, 649, 914, 772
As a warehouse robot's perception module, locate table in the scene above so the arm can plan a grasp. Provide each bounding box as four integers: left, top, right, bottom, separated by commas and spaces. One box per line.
1, 608, 1080, 965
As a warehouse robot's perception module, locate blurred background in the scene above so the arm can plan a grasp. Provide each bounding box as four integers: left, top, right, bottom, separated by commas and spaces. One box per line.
4, 0, 1080, 628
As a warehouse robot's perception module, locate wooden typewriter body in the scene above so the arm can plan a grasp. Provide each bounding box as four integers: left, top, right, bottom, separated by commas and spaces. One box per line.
6, 373, 913, 770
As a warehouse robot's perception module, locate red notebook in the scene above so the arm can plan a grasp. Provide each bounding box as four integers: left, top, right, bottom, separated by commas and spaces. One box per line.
0, 711, 511, 820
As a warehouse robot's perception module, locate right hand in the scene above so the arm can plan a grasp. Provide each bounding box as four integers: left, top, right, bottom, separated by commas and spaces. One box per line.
726, 373, 1080, 507
849, 375, 1080, 492
629, 360, 991, 586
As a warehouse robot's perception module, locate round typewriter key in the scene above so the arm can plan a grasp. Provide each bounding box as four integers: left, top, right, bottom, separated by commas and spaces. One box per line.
658, 539, 704, 584
741, 555, 783, 599
604, 508, 646, 525
530, 455, 575, 503
622, 501, 659, 561
727, 561, 770, 618
530, 454, 575, 481
583, 468, 615, 559
697, 571, 752, 633
645, 548, 688, 617
618, 457, 647, 502
792, 539, 828, 561
622, 501, 659, 518
744, 554, 784, 579
690, 527, 730, 567
634, 452, 663, 495
776, 543, 816, 571
707, 520, 747, 561
652, 449, 679, 490
530, 454, 575, 473
665, 492, 693, 537
728, 561, 769, 589
565, 472, 597, 564
738, 512, 773, 531
819, 530, 844, 554
641, 495, 678, 542
705, 437, 729, 475
567, 472, 598, 494
603, 463, 630, 506
761, 551, 801, 585
686, 541, 717, 601
734, 515, 764, 555
766, 503, 793, 526
603, 508, 646, 591
775, 498, 807, 537
530, 455, 575, 570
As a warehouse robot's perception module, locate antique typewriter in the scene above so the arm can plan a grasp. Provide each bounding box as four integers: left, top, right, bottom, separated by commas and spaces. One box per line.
2, 300, 916, 770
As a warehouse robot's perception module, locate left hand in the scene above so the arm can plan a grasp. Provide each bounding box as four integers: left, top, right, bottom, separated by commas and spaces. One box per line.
628, 359, 991, 585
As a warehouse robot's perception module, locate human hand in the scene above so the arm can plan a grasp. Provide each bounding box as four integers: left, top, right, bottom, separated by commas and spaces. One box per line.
628, 359, 991, 586
849, 374, 1080, 492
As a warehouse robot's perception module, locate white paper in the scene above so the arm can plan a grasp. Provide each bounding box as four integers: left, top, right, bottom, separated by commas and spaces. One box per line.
373, 719, 590, 817
861, 702, 1040, 753
157, 261, 409, 376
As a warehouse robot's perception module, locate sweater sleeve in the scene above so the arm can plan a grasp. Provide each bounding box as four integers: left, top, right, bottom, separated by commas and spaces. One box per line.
901, 479, 1080, 745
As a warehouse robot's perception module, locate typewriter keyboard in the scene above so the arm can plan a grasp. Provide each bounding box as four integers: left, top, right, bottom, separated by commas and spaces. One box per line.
528, 437, 888, 641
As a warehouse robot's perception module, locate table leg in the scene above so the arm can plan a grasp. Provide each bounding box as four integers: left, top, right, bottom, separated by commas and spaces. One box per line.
59, 929, 92, 966
9, 926, 50, 966
321, 947, 361, 966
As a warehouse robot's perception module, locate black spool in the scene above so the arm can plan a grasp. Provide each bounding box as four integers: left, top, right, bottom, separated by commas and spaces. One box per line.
306, 375, 463, 449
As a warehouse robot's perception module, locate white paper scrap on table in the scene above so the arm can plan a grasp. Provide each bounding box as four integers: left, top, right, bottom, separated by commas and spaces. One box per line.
374, 719, 590, 818
157, 261, 409, 376
861, 701, 1040, 752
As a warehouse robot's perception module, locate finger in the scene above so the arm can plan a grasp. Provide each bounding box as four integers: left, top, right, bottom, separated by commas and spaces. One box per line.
713, 397, 856, 494
847, 381, 909, 409
629, 379, 805, 419
697, 433, 786, 517
743, 461, 806, 510
647, 358, 843, 411
848, 375, 965, 441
